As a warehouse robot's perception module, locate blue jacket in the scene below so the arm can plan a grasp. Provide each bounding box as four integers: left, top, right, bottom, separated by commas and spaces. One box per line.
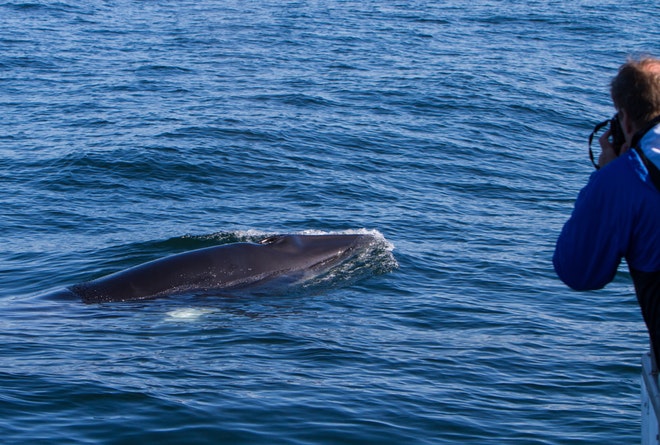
554, 124, 660, 358
554, 126, 660, 290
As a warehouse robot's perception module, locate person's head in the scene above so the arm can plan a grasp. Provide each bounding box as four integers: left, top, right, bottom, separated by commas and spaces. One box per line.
611, 57, 660, 133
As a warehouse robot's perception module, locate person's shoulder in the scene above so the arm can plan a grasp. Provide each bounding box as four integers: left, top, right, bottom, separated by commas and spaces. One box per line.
587, 150, 660, 207
594, 150, 646, 185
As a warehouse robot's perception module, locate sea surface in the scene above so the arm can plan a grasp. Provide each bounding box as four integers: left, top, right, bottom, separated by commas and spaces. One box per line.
2, 0, 659, 443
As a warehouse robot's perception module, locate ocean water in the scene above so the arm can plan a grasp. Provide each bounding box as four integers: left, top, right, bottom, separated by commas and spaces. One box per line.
2, 0, 659, 443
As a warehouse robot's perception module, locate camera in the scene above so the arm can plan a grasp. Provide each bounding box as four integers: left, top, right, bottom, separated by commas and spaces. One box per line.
588, 114, 625, 169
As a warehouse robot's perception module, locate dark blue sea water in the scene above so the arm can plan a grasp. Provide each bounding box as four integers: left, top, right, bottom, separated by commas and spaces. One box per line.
2, 0, 660, 443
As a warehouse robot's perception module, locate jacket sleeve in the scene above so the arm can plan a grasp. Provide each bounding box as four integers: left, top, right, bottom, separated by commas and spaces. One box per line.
553, 171, 625, 291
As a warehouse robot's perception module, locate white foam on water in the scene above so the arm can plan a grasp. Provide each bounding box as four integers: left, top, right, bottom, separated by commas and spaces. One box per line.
199, 228, 396, 255
165, 307, 214, 321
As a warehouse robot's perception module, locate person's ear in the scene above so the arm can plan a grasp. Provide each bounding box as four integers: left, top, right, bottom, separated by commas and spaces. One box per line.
619, 109, 636, 145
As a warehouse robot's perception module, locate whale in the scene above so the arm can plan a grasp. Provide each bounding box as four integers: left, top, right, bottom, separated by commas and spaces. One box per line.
68, 233, 375, 303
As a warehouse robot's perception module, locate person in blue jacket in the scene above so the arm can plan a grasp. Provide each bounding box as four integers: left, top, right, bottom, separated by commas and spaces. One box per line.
554, 57, 660, 361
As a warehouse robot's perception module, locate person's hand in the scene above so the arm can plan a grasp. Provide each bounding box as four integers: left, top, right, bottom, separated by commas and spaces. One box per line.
598, 129, 629, 168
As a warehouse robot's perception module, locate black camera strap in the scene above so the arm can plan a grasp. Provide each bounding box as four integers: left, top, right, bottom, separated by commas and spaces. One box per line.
634, 147, 660, 192
588, 119, 610, 169
632, 115, 660, 193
